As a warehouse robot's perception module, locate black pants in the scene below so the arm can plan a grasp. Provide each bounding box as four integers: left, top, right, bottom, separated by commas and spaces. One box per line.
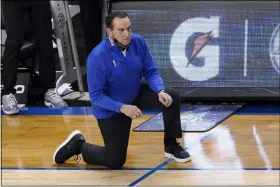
1, 0, 55, 95
81, 83, 182, 169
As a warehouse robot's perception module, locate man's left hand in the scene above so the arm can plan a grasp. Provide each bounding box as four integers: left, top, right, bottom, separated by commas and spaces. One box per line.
158, 90, 173, 107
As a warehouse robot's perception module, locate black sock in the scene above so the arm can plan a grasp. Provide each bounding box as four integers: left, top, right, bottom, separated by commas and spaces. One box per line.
164, 137, 177, 146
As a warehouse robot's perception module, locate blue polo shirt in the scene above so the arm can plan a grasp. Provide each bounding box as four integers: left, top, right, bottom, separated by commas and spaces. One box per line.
87, 34, 165, 119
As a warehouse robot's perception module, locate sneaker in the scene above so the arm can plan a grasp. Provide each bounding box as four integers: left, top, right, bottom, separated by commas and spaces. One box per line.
165, 143, 191, 163
53, 130, 86, 164
2, 94, 20, 115
44, 89, 68, 107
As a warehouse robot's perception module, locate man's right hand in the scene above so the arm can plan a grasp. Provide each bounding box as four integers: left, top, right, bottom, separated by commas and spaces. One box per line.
120, 104, 142, 119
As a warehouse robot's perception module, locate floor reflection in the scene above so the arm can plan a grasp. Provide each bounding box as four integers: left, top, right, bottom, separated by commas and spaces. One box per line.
184, 125, 244, 170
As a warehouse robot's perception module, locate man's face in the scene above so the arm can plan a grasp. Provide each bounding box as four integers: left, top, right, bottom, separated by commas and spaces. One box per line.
108, 17, 131, 45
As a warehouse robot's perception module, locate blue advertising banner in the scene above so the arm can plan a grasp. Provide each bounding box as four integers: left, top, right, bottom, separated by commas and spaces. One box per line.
112, 1, 280, 98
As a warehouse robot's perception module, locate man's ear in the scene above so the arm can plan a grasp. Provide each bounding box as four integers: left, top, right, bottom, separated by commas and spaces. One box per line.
106, 28, 112, 37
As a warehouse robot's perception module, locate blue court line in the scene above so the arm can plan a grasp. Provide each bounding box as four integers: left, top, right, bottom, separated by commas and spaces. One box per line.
0, 107, 158, 116
1, 105, 279, 116
158, 168, 280, 171
127, 133, 211, 186
1, 167, 151, 171
128, 159, 172, 186
2, 167, 279, 171
237, 105, 280, 115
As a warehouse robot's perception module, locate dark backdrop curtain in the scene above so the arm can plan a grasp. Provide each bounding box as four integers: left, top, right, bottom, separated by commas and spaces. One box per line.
79, 0, 104, 55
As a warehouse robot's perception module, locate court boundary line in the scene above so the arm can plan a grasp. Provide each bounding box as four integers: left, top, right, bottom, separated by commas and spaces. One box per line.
1, 105, 279, 116
2, 167, 279, 171
127, 159, 172, 186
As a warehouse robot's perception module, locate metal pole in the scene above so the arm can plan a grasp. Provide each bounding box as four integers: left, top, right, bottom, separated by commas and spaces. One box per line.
50, 1, 70, 91
64, 0, 84, 96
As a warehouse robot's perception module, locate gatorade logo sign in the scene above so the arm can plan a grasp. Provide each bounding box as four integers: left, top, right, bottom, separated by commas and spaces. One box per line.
170, 16, 220, 81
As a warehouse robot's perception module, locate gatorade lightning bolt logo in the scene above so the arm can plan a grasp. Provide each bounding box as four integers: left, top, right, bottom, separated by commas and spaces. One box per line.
186, 31, 214, 66
269, 24, 280, 74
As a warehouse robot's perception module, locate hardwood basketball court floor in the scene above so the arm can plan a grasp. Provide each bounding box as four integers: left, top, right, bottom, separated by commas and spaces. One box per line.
1, 105, 279, 185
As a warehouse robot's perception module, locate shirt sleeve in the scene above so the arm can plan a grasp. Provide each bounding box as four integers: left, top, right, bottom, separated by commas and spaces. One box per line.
87, 54, 123, 113
140, 36, 165, 93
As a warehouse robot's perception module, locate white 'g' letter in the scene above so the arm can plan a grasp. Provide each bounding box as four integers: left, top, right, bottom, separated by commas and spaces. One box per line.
170, 16, 220, 81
